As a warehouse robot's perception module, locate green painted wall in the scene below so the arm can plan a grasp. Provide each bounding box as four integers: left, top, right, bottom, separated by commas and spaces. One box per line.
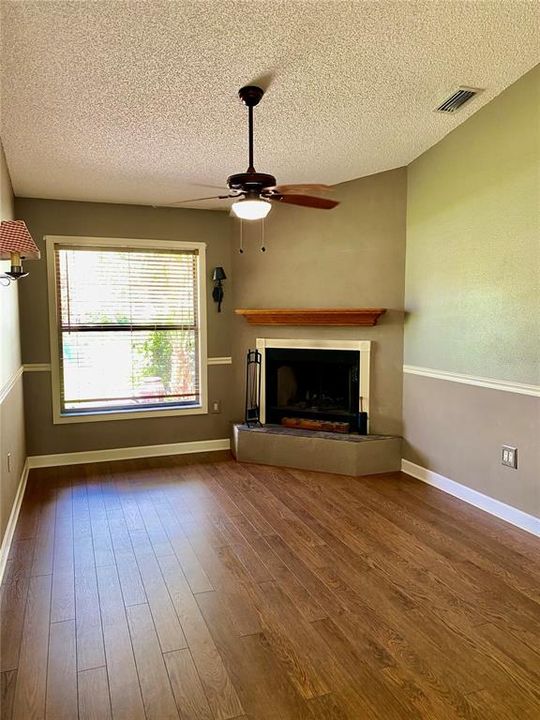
403, 66, 539, 516
405, 64, 540, 385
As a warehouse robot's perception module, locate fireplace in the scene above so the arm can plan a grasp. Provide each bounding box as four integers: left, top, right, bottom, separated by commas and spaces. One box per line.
256, 338, 372, 433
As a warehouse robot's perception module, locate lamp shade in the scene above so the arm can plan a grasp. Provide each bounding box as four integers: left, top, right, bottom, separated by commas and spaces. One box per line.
0, 220, 40, 259
212, 266, 227, 281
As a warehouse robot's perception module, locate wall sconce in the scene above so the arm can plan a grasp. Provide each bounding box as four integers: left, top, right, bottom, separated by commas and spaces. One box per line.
212, 266, 227, 312
0, 220, 41, 286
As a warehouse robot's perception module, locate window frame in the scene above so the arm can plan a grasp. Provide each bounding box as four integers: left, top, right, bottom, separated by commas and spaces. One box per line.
46, 235, 208, 424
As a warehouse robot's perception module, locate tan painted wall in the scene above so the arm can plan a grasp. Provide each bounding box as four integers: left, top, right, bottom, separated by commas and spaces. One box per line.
232, 167, 407, 435
15, 198, 234, 456
403, 66, 540, 516
0, 141, 19, 384
403, 374, 539, 516
1, 381, 26, 539
0, 139, 26, 545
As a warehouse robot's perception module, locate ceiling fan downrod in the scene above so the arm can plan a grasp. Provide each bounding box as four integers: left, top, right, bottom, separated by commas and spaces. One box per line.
227, 86, 277, 194
238, 85, 264, 173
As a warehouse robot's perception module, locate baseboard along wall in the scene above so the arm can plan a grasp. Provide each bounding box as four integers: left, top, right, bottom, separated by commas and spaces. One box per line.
401, 459, 540, 537
0, 460, 29, 585
27, 438, 231, 469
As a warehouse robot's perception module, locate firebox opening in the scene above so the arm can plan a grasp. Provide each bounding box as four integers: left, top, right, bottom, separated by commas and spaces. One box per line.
265, 348, 362, 432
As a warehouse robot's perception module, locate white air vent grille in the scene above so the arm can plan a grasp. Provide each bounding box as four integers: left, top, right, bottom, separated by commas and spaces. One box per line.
435, 87, 482, 113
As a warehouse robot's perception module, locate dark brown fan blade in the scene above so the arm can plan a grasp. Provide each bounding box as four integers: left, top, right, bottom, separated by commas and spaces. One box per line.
272, 194, 339, 209
164, 194, 233, 206
268, 183, 332, 194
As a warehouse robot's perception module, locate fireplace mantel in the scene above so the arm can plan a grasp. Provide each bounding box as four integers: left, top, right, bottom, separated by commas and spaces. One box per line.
235, 308, 386, 326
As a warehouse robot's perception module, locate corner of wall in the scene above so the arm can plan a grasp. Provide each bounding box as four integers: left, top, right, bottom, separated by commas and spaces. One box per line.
0, 137, 28, 557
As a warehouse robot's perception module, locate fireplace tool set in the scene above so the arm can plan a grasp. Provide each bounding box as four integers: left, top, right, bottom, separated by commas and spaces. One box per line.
244, 350, 262, 426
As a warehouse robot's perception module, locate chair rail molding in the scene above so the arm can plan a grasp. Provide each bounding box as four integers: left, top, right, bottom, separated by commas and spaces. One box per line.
403, 365, 540, 397
23, 363, 52, 372
24, 358, 232, 371
0, 365, 24, 404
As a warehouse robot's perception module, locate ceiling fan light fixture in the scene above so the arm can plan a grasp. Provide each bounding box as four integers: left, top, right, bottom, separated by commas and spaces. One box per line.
231, 197, 271, 221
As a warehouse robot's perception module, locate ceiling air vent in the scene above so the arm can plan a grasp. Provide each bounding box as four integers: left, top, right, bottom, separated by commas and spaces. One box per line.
435, 87, 482, 114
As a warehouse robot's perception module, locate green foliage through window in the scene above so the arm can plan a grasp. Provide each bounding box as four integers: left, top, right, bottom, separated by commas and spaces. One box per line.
142, 331, 173, 389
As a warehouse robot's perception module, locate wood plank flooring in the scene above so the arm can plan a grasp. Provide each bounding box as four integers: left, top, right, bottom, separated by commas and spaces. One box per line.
1, 453, 539, 719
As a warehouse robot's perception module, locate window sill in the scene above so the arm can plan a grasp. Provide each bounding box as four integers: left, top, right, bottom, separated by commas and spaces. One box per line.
52, 403, 208, 425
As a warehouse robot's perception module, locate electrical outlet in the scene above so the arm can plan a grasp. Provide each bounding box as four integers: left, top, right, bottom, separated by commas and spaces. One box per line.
501, 445, 518, 469
7, 452, 12, 473
211, 400, 221, 414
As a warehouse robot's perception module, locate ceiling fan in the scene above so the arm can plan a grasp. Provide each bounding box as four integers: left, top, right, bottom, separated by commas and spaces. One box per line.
166, 85, 340, 220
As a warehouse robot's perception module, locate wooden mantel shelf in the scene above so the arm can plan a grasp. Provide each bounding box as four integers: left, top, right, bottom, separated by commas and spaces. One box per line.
234, 308, 386, 326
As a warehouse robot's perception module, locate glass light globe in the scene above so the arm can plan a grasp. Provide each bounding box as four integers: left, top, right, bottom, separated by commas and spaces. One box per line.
231, 198, 272, 220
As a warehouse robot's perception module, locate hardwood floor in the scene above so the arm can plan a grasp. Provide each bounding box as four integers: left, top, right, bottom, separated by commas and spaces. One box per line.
1, 453, 539, 719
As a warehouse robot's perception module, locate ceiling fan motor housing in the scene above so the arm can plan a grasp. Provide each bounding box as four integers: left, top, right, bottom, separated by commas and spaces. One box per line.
227, 172, 276, 194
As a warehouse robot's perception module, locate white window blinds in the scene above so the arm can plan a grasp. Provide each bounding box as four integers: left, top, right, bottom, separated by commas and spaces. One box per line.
54, 244, 201, 415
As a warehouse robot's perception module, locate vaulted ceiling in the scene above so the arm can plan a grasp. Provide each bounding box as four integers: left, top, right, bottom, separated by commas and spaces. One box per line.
1, 1, 538, 209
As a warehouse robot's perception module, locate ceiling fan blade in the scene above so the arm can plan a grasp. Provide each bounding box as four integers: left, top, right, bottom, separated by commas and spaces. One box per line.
164, 194, 233, 206
269, 183, 333, 194
272, 194, 339, 209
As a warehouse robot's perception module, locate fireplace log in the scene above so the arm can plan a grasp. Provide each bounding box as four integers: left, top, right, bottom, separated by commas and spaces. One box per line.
281, 417, 350, 433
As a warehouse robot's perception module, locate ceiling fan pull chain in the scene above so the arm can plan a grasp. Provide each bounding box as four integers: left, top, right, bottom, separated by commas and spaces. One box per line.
239, 218, 244, 254
260, 218, 266, 252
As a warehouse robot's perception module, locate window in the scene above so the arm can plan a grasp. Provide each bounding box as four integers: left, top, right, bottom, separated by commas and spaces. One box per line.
47, 236, 207, 423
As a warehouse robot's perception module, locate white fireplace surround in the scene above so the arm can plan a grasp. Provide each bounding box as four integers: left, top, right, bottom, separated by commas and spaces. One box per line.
255, 337, 372, 429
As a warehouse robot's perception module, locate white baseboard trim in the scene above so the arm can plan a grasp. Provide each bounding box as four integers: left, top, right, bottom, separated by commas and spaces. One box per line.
28, 438, 231, 469
0, 460, 29, 585
401, 459, 540, 537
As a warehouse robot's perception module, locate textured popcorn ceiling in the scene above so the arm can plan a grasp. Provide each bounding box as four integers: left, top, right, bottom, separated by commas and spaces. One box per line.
1, 1, 538, 209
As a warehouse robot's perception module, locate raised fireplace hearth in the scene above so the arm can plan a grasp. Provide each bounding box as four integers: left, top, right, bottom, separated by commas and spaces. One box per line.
232, 423, 401, 476
237, 338, 399, 476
